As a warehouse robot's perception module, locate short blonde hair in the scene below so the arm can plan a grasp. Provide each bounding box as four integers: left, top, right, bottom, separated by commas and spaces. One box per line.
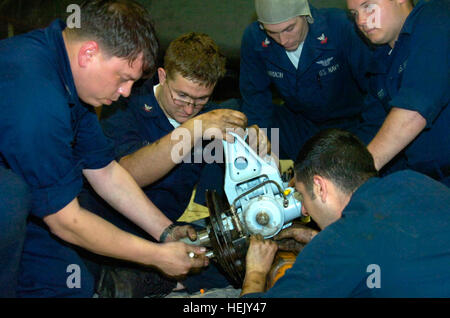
164, 32, 226, 87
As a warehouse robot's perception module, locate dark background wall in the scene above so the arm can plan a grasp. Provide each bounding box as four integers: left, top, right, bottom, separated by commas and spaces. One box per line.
0, 0, 419, 100
0, 0, 421, 57
0, 1, 348, 55
0, 1, 351, 99
145, 0, 347, 62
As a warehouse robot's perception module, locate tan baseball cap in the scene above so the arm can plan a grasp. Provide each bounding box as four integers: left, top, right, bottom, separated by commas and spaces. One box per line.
255, 0, 313, 24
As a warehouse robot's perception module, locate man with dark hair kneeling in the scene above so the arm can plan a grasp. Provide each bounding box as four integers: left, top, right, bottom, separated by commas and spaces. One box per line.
241, 129, 450, 297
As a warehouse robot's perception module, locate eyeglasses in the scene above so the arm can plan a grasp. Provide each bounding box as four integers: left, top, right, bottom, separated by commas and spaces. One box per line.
167, 82, 210, 109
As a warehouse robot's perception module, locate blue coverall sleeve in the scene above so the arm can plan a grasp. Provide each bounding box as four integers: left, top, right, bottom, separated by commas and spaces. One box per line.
1, 77, 84, 218
340, 13, 374, 94
334, 10, 386, 126
389, 4, 450, 128
239, 25, 275, 129
101, 99, 146, 160
73, 106, 115, 170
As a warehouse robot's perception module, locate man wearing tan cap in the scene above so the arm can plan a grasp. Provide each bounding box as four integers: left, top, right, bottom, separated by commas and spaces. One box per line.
240, 0, 384, 161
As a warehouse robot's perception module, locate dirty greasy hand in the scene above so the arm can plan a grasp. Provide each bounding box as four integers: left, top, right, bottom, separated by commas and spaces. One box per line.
245, 235, 278, 276
155, 241, 209, 277
246, 124, 271, 158
288, 177, 295, 188
241, 235, 278, 296
165, 224, 198, 243
274, 223, 319, 253
197, 109, 248, 142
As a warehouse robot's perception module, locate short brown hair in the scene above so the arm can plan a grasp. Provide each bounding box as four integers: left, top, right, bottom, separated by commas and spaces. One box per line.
66, 0, 159, 78
294, 129, 377, 198
164, 32, 226, 87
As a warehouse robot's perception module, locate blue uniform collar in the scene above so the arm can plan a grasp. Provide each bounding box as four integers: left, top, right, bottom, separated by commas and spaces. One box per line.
366, 45, 392, 74
136, 79, 215, 117
366, 1, 427, 75
145, 98, 175, 133
304, 6, 337, 51
256, 6, 337, 74
133, 82, 174, 134
342, 176, 381, 217
255, 6, 337, 51
134, 80, 162, 119
133, 81, 206, 133
46, 19, 79, 107
400, 0, 427, 35
296, 6, 337, 75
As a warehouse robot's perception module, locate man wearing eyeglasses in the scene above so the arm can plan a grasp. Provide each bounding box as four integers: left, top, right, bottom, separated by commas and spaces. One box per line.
78, 32, 261, 297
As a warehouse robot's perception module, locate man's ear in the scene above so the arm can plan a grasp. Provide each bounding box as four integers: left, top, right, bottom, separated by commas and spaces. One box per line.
78, 41, 100, 68
312, 175, 328, 203
157, 67, 167, 85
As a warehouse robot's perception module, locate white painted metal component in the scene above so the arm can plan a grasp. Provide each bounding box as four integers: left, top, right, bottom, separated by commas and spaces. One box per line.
222, 131, 302, 238
243, 196, 284, 237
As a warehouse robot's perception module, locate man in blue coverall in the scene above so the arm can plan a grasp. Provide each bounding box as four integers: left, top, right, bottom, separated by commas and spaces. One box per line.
346, 0, 450, 186
241, 129, 450, 297
240, 0, 384, 160
0, 0, 209, 298
79, 32, 256, 296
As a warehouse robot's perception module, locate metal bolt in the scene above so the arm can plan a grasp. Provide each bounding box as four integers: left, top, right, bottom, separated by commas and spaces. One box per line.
256, 212, 270, 226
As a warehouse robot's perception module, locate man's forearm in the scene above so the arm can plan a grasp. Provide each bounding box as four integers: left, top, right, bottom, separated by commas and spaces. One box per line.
119, 121, 197, 187
240, 236, 278, 296
367, 107, 426, 171
44, 198, 161, 266
45, 196, 209, 277
83, 161, 172, 240
240, 271, 268, 296
119, 109, 249, 187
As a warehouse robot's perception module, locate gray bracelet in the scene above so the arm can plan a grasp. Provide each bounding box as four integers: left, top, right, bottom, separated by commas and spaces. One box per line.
159, 224, 176, 242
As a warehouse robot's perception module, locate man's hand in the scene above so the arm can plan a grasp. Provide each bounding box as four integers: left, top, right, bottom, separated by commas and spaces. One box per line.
119, 109, 247, 187
153, 241, 209, 277
195, 109, 248, 143
246, 235, 278, 274
367, 107, 426, 171
163, 224, 198, 242
241, 235, 278, 296
288, 177, 295, 187
246, 124, 271, 158
44, 198, 207, 278
274, 223, 319, 253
